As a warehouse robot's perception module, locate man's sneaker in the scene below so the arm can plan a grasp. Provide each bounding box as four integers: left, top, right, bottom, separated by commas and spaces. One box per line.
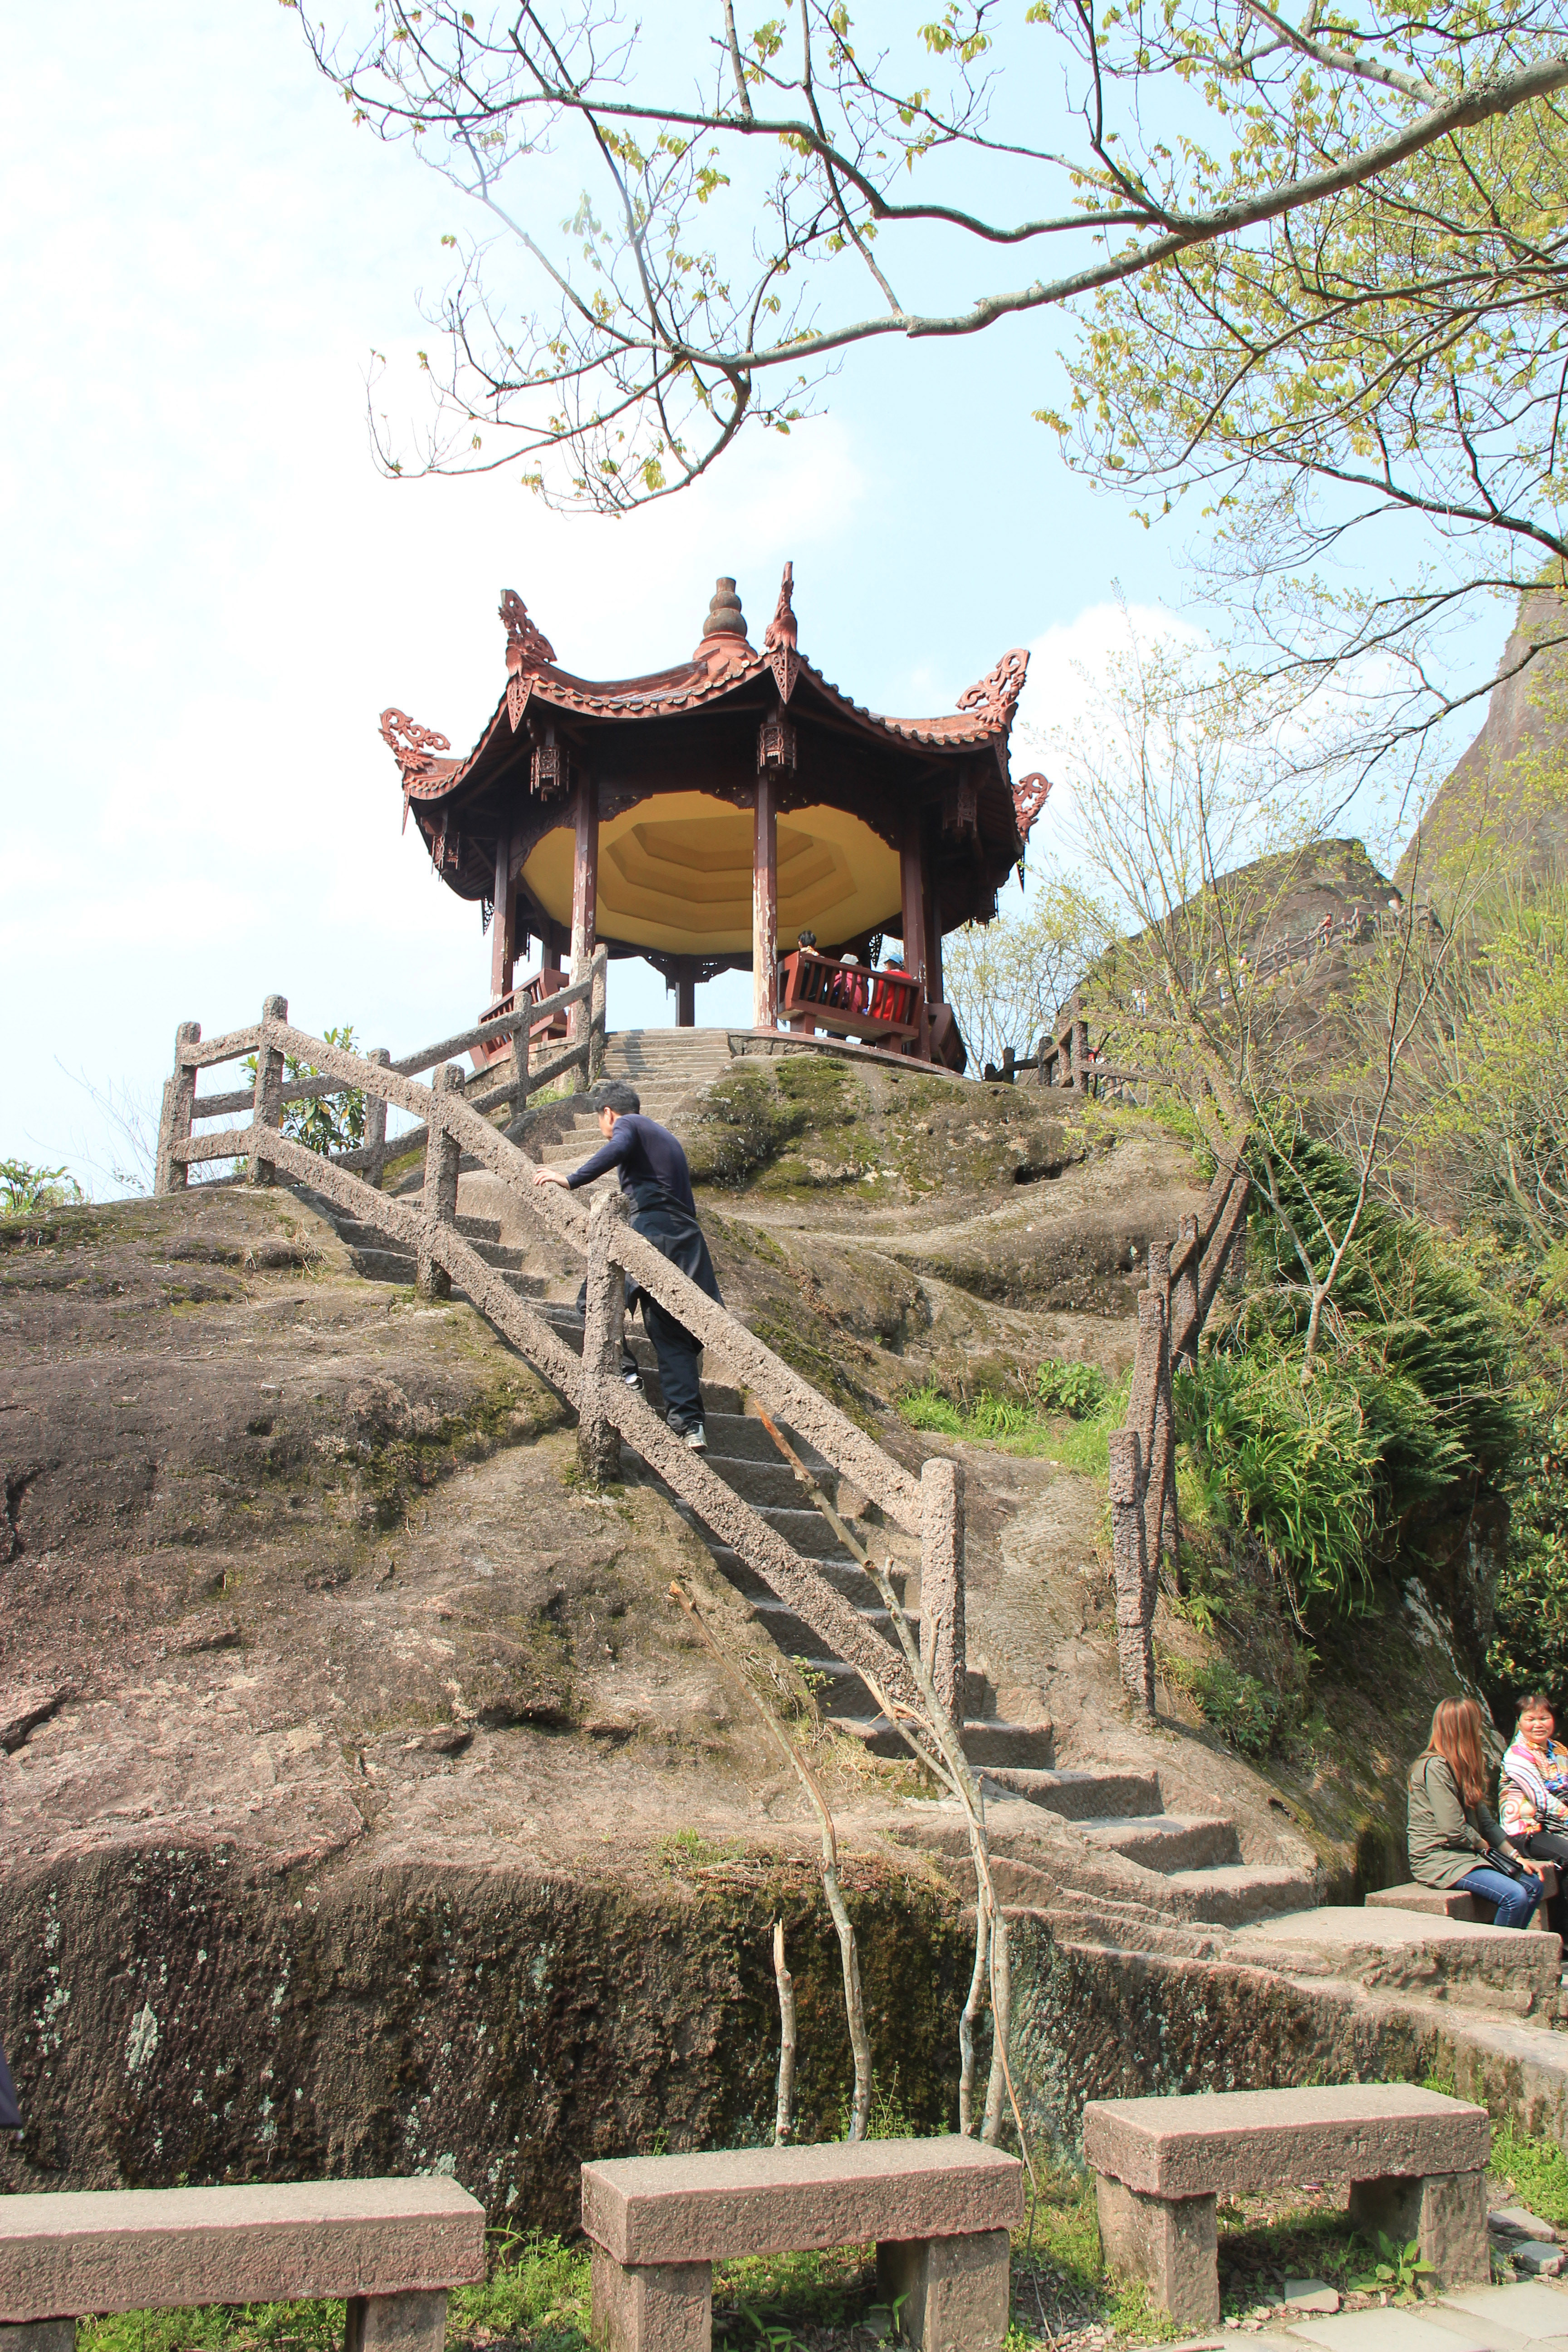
622, 1367, 643, 1390
682, 1423, 707, 1452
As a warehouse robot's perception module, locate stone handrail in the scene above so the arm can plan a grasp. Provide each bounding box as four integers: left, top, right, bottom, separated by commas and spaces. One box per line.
152, 994, 963, 1721
157, 951, 609, 1191
1108, 1144, 1251, 1714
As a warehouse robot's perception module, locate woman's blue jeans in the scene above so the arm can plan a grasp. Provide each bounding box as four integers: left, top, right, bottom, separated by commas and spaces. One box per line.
1457, 1863, 1542, 1928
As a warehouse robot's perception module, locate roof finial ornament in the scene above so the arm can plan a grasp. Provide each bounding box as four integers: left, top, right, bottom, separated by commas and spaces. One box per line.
700, 576, 747, 641
500, 589, 557, 729
764, 560, 800, 702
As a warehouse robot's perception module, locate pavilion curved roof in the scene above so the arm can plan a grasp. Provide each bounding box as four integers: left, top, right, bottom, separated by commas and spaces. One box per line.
378, 569, 1048, 853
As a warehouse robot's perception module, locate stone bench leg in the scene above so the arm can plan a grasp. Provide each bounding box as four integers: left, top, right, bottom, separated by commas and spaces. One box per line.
345, 2291, 449, 2352
1094, 2177, 1218, 2328
876, 2229, 1011, 2352
589, 2245, 711, 2352
1, 2328, 76, 2352
1348, 2170, 1489, 2284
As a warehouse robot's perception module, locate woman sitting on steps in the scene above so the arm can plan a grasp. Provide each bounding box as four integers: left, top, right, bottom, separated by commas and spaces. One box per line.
1406, 1695, 1544, 1928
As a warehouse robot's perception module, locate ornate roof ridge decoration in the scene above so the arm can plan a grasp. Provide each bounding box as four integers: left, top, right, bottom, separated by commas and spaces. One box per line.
1013, 771, 1053, 843
956, 648, 1030, 725
763, 559, 801, 705
500, 589, 557, 732
380, 707, 454, 832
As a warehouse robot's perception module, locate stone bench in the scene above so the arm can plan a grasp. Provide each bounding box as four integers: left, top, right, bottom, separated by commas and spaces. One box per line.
580, 2137, 1024, 2352
1368, 1872, 1558, 1931
1083, 2083, 1490, 2327
0, 2177, 485, 2352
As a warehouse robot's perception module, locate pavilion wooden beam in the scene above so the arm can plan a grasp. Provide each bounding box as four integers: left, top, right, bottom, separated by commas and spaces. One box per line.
754, 770, 779, 1030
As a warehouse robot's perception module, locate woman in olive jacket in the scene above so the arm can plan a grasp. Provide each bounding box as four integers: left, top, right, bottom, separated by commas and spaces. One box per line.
1408, 1695, 1543, 1928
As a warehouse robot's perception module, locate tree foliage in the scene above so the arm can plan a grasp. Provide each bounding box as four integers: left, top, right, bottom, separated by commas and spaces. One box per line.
286, 0, 1567, 516
941, 882, 1111, 1072
0, 1160, 85, 1217
1056, 34, 1568, 781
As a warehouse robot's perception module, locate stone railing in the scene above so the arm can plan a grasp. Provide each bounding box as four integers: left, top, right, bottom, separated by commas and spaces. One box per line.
1108, 1144, 1252, 1713
153, 949, 608, 1197
988, 1021, 1166, 1108
149, 990, 965, 1725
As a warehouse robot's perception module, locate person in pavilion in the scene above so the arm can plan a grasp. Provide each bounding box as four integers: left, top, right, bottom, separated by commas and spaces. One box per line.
532, 1080, 722, 1451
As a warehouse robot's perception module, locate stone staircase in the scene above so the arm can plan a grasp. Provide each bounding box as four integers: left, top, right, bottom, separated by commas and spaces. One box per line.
317, 1023, 1316, 1947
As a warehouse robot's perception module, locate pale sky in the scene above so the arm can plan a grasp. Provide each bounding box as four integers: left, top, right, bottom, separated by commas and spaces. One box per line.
0, 8, 1502, 1192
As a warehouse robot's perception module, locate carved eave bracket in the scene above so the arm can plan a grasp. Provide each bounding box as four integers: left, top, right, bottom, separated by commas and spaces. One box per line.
1013, 771, 1052, 844
763, 559, 801, 704
956, 647, 1030, 727
380, 706, 453, 833
500, 590, 556, 734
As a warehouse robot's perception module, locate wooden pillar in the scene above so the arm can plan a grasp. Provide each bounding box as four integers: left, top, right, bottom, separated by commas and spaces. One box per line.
676, 961, 696, 1028
490, 832, 517, 1004
900, 818, 927, 992
901, 815, 930, 1057
924, 873, 943, 1004
570, 774, 598, 1083
754, 772, 779, 1031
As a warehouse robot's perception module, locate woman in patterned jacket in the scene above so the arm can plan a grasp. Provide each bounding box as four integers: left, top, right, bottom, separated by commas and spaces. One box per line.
1500, 1693, 1568, 1940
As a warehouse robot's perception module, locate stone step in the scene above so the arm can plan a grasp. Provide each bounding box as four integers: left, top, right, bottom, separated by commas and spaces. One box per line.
1151, 1863, 1320, 1929
454, 1214, 502, 1242
706, 1544, 905, 1611
351, 1245, 417, 1285
749, 1597, 913, 1659
799, 1661, 882, 1719
1225, 1905, 1564, 2015
840, 1715, 1056, 1768
977, 1767, 1163, 1819
1048, 1909, 1223, 1962
1081, 1813, 1243, 1873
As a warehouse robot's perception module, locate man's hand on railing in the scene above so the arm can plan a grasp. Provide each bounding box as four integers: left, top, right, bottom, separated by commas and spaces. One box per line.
532, 1165, 571, 1189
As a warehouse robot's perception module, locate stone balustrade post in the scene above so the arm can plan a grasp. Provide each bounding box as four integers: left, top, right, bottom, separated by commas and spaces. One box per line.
1142, 1284, 1179, 1586
1171, 1215, 1199, 1368
589, 946, 608, 1083
155, 1021, 201, 1194
416, 1064, 463, 1302
1109, 1428, 1154, 1713
248, 996, 288, 1186
366, 1049, 391, 1191
918, 1455, 966, 1725
578, 1189, 628, 1484
512, 1007, 532, 1121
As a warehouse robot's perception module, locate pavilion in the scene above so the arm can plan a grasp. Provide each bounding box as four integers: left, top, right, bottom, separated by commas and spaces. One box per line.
378, 568, 1050, 1064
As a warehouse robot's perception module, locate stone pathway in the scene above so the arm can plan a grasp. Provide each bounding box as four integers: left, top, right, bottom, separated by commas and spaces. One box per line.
1173, 2276, 1568, 2352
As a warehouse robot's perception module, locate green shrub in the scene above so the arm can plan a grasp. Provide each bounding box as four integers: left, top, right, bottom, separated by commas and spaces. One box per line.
1036, 1357, 1108, 1417
0, 1158, 84, 1215
244, 1025, 366, 1158
1176, 1348, 1380, 1614
1491, 1399, 1568, 1713
1167, 1654, 1283, 1756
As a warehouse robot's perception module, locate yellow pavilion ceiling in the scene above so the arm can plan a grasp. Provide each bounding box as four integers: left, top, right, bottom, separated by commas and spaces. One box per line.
521, 792, 901, 956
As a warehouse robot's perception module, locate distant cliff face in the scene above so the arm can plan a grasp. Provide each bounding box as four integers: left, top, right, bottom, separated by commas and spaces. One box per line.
1397, 590, 1568, 895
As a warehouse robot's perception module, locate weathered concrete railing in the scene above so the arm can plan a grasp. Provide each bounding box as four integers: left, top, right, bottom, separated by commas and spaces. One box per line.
1109, 1144, 1251, 1713
150, 996, 964, 1724
988, 1020, 1166, 1107
153, 950, 608, 1196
